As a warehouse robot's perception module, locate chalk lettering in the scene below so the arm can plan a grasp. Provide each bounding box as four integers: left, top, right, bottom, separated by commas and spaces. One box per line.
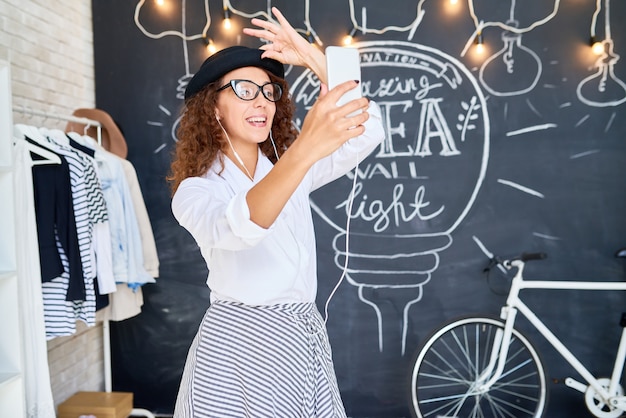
336, 182, 445, 232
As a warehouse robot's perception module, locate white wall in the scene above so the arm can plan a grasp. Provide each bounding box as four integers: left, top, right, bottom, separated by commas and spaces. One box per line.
0, 0, 105, 410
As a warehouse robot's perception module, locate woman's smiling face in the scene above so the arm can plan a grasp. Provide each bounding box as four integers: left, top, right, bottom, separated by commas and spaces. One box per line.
215, 66, 277, 152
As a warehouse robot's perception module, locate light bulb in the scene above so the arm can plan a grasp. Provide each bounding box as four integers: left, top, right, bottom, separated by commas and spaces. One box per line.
343, 28, 357, 46
589, 36, 605, 55
223, 9, 232, 30
577, 39, 626, 107
206, 39, 216, 55
155, 0, 164, 6
479, 27, 541, 96
592, 41, 604, 55
475, 33, 484, 54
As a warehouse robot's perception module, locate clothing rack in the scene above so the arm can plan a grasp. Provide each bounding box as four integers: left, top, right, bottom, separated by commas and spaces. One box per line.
13, 105, 156, 418
102, 319, 155, 418
13, 105, 103, 145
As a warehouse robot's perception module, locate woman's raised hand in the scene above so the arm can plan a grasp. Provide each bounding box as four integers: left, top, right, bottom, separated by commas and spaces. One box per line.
244, 7, 326, 82
244, 7, 370, 162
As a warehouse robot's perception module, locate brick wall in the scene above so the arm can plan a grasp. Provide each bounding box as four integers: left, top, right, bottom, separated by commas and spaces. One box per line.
46, 322, 105, 406
0, 0, 95, 126
0, 0, 104, 410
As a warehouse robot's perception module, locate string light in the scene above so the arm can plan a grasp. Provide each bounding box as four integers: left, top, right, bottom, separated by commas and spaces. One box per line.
590, 37, 604, 55
475, 31, 484, 54
343, 27, 357, 46
223, 7, 232, 30
592, 42, 604, 56
204, 37, 217, 55
589, 0, 609, 56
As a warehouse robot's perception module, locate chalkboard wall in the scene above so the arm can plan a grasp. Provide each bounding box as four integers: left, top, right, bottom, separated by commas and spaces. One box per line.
92, 0, 626, 416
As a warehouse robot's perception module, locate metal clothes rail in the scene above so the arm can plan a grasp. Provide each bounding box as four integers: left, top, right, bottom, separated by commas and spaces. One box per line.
13, 105, 103, 145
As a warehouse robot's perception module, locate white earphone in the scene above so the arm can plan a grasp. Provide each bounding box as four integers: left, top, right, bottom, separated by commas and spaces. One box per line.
216, 116, 253, 180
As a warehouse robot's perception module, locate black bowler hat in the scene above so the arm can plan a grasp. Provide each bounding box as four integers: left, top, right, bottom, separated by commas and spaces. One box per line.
184, 46, 285, 101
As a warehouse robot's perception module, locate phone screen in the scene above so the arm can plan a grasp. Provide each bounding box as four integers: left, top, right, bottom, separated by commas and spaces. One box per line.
326, 46, 362, 114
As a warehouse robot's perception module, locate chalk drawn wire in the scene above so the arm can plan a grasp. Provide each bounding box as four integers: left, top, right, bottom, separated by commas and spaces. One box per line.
134, 0, 211, 41
347, 0, 426, 40
224, 0, 322, 45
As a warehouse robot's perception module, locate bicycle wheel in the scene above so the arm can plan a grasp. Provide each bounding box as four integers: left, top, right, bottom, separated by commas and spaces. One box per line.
409, 316, 548, 418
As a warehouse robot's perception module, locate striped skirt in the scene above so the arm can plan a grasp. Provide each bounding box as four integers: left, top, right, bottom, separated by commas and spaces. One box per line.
173, 301, 347, 418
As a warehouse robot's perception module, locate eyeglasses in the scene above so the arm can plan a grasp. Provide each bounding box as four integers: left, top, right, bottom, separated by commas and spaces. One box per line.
217, 79, 283, 102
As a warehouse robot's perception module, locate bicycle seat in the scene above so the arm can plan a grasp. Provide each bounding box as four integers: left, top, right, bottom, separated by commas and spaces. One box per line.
616, 248, 626, 258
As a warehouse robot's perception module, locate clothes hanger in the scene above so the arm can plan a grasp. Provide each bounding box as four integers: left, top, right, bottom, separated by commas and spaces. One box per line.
68, 108, 127, 158
14, 125, 62, 166
25, 141, 62, 166
43, 128, 70, 146
66, 130, 99, 150
14, 123, 50, 146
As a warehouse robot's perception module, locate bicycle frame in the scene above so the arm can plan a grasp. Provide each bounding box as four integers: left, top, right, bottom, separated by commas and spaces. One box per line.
477, 260, 626, 408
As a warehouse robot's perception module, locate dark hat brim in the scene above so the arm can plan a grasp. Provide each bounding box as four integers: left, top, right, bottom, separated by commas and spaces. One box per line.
184, 46, 285, 101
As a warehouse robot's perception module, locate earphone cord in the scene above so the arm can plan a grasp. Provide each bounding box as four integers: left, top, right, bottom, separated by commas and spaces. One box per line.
217, 118, 254, 181
269, 130, 280, 161
323, 151, 359, 325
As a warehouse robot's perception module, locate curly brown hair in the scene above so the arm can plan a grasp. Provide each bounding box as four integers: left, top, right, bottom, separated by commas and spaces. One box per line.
167, 72, 298, 195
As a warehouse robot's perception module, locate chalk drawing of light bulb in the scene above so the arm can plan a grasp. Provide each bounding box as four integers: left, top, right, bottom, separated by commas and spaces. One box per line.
134, 0, 211, 143
576, 0, 626, 107
479, 21, 541, 97
346, 0, 426, 40
290, 41, 489, 355
465, 0, 560, 97
227, 0, 321, 45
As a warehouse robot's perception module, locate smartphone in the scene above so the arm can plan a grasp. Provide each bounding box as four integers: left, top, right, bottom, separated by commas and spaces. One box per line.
326, 46, 362, 115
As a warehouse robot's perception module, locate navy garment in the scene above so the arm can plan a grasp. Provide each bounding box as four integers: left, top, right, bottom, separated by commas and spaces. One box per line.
27, 136, 85, 301
68, 135, 95, 158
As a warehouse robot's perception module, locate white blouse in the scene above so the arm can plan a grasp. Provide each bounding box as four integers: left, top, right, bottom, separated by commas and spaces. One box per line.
172, 102, 385, 305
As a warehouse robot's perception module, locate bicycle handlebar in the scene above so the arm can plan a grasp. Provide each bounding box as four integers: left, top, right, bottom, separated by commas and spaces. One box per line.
483, 252, 547, 273
518, 252, 548, 262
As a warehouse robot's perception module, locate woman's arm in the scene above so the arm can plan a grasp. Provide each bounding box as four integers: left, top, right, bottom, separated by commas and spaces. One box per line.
242, 7, 371, 229
246, 82, 370, 228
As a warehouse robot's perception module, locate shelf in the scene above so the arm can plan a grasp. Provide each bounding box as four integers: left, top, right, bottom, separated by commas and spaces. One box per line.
0, 49, 25, 418
0, 373, 24, 416
0, 61, 11, 168
0, 373, 20, 389
0, 172, 16, 271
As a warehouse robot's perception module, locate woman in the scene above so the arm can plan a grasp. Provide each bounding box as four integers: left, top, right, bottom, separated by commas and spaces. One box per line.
168, 7, 385, 417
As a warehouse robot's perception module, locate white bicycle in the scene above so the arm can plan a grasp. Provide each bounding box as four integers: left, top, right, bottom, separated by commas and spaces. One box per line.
409, 250, 626, 418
